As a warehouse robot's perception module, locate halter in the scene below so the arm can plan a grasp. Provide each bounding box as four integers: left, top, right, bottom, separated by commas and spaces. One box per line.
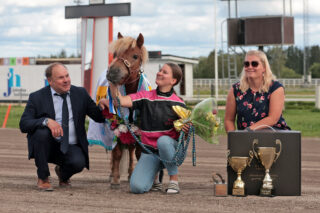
117, 57, 144, 85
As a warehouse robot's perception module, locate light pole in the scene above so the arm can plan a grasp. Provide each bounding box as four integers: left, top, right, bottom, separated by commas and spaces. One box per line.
214, 0, 219, 100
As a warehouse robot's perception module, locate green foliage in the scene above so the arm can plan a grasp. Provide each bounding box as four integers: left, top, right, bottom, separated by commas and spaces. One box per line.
266, 47, 286, 78
285, 46, 303, 75
194, 45, 320, 79
280, 66, 302, 78
309, 45, 320, 66
309, 62, 320, 78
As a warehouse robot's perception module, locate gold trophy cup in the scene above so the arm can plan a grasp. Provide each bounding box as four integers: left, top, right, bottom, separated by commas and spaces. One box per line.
252, 139, 282, 196
227, 150, 254, 196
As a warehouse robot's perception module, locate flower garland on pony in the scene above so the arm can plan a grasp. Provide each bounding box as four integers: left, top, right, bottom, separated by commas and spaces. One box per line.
102, 109, 140, 145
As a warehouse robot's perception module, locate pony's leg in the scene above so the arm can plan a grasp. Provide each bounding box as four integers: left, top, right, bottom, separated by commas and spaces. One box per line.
111, 143, 122, 188
106, 149, 113, 182
128, 145, 135, 181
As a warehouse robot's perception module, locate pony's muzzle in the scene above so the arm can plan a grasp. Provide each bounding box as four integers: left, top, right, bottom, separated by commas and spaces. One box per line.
107, 66, 127, 85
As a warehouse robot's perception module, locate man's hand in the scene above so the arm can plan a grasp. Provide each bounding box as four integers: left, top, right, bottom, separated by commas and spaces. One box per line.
98, 98, 109, 110
47, 119, 64, 138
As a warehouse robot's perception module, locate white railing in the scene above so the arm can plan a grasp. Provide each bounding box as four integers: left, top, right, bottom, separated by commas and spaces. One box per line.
193, 78, 320, 89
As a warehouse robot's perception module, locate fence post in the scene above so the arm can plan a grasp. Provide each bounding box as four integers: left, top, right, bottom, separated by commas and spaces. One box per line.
316, 86, 320, 109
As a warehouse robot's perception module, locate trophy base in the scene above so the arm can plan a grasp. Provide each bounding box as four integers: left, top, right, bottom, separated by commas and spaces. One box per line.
260, 188, 274, 197
232, 188, 245, 196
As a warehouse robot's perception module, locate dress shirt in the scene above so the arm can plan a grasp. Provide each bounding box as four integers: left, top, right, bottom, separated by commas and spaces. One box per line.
50, 87, 77, 145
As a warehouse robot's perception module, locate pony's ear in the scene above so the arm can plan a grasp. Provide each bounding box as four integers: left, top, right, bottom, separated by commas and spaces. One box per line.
118, 32, 123, 39
137, 33, 144, 48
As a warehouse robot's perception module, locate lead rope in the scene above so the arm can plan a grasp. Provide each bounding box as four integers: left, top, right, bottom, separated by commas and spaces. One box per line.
116, 97, 196, 166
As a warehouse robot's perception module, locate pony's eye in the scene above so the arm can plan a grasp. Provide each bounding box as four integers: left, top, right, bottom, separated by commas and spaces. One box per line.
133, 55, 139, 60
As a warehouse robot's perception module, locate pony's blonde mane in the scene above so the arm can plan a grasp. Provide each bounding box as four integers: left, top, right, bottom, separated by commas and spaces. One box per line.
109, 36, 148, 65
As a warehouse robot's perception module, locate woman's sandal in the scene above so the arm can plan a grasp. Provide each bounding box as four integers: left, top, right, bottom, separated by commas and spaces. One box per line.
166, 182, 180, 194
151, 182, 162, 191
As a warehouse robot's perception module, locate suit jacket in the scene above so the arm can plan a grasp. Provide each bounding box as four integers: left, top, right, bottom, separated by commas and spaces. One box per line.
19, 85, 105, 169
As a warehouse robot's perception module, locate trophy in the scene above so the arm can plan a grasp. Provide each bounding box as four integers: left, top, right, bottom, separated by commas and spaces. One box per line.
227, 150, 254, 196
252, 139, 282, 196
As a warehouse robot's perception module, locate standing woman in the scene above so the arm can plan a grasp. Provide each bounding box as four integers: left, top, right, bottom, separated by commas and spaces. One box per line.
109, 63, 190, 194
224, 50, 290, 132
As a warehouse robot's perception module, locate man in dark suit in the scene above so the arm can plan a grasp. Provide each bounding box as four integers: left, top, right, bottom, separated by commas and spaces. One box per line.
20, 62, 108, 191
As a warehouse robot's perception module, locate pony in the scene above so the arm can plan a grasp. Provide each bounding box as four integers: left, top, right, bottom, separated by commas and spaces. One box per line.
106, 32, 149, 188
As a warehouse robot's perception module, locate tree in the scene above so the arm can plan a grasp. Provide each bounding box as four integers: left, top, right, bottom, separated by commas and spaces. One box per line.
58, 49, 67, 58
309, 63, 320, 78
309, 45, 320, 65
280, 66, 301, 78
266, 47, 286, 78
285, 46, 303, 75
194, 51, 215, 78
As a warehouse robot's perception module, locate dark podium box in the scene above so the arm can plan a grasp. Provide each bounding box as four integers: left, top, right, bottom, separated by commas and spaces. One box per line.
227, 130, 301, 196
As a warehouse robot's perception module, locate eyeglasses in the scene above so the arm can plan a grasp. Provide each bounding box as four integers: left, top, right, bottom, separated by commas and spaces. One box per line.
244, 61, 259, 68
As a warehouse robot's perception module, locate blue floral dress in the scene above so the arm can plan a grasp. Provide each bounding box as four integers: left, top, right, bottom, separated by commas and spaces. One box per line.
233, 81, 290, 130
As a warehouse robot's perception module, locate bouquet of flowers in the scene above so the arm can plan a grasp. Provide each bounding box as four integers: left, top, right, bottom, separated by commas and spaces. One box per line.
173, 98, 220, 144
102, 108, 140, 145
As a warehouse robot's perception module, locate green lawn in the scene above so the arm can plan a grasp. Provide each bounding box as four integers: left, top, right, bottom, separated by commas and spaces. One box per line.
0, 105, 25, 129
1, 103, 319, 137
215, 109, 320, 137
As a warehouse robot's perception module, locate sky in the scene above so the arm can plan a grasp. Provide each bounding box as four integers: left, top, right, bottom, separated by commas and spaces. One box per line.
0, 0, 319, 59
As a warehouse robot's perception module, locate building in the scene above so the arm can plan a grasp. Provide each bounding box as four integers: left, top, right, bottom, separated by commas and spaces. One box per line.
0, 54, 198, 102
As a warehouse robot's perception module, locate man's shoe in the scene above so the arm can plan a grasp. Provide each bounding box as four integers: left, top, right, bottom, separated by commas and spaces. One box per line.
37, 178, 54, 191
55, 166, 71, 188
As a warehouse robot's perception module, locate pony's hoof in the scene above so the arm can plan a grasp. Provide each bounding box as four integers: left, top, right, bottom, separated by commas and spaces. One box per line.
111, 183, 120, 189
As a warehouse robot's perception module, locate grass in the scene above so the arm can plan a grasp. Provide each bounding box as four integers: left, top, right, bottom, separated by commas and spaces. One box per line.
0, 105, 25, 129
214, 109, 320, 137
1, 103, 319, 137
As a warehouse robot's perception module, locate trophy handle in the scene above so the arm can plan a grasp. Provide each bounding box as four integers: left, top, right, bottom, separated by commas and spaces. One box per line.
226, 150, 230, 157
274, 139, 282, 162
252, 139, 259, 159
247, 150, 254, 166
226, 150, 230, 166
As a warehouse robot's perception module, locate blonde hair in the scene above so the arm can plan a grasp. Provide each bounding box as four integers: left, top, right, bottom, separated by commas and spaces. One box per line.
239, 50, 276, 93
109, 36, 148, 65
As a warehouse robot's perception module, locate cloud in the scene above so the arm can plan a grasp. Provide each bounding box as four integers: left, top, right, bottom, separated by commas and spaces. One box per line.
0, 0, 319, 58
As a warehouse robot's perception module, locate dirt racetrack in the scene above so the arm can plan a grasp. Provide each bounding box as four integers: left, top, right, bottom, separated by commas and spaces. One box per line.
0, 128, 320, 213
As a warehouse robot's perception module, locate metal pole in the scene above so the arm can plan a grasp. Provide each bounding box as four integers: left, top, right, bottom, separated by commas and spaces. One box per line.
214, 0, 219, 100
303, 0, 309, 84
228, 0, 231, 18
221, 20, 226, 79
235, 0, 238, 18
290, 0, 292, 16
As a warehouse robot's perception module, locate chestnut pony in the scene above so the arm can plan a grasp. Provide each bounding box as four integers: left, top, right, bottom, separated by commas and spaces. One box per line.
106, 32, 148, 188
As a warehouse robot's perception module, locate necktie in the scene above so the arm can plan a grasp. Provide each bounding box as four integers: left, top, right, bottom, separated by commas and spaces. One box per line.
56, 93, 69, 154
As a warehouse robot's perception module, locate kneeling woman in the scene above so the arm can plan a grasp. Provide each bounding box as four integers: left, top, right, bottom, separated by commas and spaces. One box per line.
109, 63, 191, 194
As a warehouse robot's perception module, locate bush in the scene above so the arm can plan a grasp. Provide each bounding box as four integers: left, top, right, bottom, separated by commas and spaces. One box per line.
310, 63, 320, 78
281, 66, 302, 78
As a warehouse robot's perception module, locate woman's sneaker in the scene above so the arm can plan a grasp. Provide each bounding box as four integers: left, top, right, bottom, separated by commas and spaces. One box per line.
151, 182, 162, 191
166, 181, 179, 194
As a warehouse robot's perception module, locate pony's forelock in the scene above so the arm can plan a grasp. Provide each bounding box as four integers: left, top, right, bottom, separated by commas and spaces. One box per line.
109, 35, 148, 65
